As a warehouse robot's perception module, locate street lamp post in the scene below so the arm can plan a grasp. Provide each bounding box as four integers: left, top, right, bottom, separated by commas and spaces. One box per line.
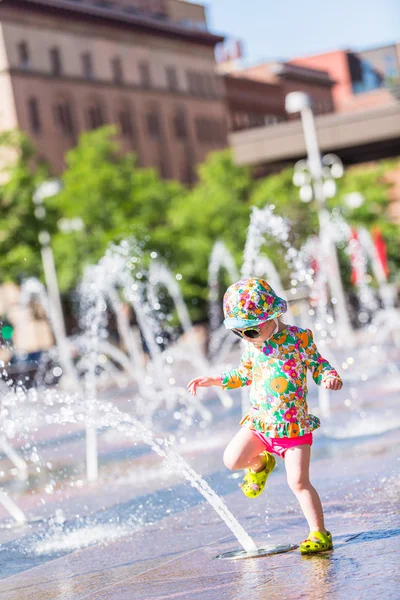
33, 181, 79, 389
285, 92, 353, 343
33, 181, 98, 482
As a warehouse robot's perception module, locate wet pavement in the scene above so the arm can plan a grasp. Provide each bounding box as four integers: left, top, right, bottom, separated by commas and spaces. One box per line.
0, 356, 399, 599
0, 425, 399, 600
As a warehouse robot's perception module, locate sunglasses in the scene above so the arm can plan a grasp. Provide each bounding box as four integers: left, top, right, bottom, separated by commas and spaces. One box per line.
231, 326, 263, 339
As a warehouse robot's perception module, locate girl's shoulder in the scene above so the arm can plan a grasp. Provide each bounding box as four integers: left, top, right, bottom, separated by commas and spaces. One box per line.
285, 325, 315, 347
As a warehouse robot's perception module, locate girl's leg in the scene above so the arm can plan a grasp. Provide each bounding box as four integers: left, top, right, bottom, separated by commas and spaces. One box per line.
284, 445, 327, 533
223, 428, 267, 472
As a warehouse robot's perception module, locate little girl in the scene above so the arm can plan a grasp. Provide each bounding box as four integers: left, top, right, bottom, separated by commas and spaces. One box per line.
188, 278, 342, 554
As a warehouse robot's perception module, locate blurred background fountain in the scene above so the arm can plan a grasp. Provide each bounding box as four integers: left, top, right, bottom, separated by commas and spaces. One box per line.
1, 199, 399, 483
0, 192, 399, 573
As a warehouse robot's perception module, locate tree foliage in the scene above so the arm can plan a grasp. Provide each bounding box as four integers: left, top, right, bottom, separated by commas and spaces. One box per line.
0, 131, 55, 282
165, 150, 254, 318
49, 126, 184, 291
332, 159, 400, 277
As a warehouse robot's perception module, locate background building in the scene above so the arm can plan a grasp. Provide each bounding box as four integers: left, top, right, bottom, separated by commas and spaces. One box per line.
0, 0, 227, 182
225, 43, 400, 221
224, 61, 335, 134
290, 48, 399, 112
359, 43, 400, 85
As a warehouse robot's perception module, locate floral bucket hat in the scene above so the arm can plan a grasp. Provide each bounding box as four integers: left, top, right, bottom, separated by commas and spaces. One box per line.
223, 278, 287, 329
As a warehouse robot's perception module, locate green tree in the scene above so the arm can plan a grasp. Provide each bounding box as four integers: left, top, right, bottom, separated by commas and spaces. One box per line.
249, 160, 400, 288
332, 159, 400, 278
249, 167, 320, 288
50, 126, 185, 291
165, 150, 254, 319
0, 131, 59, 283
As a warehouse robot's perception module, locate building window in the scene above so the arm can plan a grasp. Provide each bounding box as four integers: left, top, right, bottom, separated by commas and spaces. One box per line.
53, 101, 74, 135
94, 0, 114, 7
18, 41, 30, 69
203, 74, 217, 97
314, 102, 323, 114
81, 52, 94, 80
173, 108, 187, 139
195, 117, 226, 144
86, 104, 104, 129
187, 71, 209, 97
49, 47, 62, 76
139, 61, 151, 88
166, 66, 178, 92
158, 156, 169, 179
28, 97, 41, 133
146, 111, 161, 139
233, 111, 274, 131
187, 71, 197, 95
118, 108, 134, 138
181, 156, 194, 185
123, 5, 139, 14
384, 54, 397, 80
264, 115, 279, 125
111, 56, 123, 84
351, 56, 383, 95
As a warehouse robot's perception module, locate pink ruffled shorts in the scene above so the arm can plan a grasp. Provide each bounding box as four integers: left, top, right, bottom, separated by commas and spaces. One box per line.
252, 431, 313, 458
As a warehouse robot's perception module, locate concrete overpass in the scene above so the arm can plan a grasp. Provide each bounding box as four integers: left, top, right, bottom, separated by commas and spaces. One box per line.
229, 103, 400, 170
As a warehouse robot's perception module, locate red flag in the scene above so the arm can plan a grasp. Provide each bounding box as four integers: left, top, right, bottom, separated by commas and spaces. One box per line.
349, 229, 362, 286
372, 226, 389, 278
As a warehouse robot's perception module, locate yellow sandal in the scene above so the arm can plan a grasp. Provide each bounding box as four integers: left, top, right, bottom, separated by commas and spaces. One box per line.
300, 531, 333, 554
239, 452, 276, 498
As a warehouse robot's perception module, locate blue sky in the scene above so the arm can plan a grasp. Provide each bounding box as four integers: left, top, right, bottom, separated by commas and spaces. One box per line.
204, 0, 400, 65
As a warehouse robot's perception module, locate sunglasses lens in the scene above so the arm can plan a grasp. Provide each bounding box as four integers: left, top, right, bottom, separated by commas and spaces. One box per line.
243, 329, 260, 339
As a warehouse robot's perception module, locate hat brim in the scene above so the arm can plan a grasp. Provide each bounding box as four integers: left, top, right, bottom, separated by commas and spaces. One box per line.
224, 310, 284, 330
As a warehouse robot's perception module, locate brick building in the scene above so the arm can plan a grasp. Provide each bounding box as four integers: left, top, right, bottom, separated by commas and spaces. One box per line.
0, 0, 227, 182
290, 48, 399, 112
224, 61, 335, 134
359, 43, 400, 85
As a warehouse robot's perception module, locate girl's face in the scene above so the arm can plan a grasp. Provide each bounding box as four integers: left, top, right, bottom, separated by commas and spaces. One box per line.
248, 319, 280, 348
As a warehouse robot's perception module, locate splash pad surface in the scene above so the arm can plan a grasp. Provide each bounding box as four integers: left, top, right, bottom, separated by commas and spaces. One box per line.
0, 374, 399, 600
1, 204, 400, 598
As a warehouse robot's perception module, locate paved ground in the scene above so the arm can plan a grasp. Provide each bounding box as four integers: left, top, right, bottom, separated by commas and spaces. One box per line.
1, 424, 399, 598
0, 355, 399, 599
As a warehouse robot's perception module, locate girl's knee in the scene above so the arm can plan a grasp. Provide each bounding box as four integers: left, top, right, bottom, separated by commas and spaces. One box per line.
223, 448, 240, 471
287, 474, 311, 494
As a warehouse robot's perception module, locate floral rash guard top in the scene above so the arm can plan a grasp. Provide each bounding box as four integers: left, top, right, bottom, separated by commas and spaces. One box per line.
220, 326, 342, 438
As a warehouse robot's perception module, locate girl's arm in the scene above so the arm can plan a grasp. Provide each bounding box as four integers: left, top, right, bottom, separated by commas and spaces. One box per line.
187, 347, 253, 396
220, 348, 253, 390
187, 376, 222, 396
302, 329, 342, 389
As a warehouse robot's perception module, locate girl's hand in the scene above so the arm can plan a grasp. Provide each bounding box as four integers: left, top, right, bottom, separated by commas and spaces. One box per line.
187, 376, 221, 396
322, 377, 343, 391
